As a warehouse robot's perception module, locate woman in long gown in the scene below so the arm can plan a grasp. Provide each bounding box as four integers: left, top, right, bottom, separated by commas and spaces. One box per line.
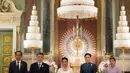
57, 57, 74, 73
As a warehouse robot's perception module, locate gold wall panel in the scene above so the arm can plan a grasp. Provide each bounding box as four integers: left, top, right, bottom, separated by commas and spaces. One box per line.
0, 31, 13, 73
3, 45, 12, 54
3, 35, 12, 44
3, 55, 11, 65
2, 66, 9, 73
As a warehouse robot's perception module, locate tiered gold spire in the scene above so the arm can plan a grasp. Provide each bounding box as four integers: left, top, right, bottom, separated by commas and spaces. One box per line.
72, 16, 83, 57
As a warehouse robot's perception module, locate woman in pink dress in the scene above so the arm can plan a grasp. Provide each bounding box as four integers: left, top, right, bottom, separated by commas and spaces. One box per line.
104, 56, 121, 73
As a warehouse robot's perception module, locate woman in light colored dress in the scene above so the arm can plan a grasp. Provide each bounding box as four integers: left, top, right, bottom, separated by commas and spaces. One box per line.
57, 57, 73, 73
103, 56, 121, 73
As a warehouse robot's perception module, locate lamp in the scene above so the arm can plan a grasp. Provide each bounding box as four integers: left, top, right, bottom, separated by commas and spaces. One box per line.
57, 0, 98, 19
24, 5, 42, 63
114, 6, 130, 73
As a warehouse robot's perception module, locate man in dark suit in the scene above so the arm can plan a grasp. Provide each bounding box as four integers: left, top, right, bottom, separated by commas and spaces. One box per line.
30, 52, 49, 73
9, 51, 28, 73
80, 53, 96, 73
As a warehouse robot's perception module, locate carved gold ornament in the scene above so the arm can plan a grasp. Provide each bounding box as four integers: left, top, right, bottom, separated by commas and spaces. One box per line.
3, 45, 12, 54
3, 56, 11, 65
3, 35, 12, 44
2, 67, 9, 73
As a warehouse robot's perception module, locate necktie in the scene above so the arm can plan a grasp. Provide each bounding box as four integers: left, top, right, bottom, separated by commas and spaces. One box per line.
17, 61, 19, 70
38, 63, 41, 69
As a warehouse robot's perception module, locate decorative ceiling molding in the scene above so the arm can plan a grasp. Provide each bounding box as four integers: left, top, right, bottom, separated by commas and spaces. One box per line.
0, 0, 23, 26
0, 0, 22, 12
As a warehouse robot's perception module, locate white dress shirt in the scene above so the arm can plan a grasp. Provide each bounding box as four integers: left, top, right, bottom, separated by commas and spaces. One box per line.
16, 60, 21, 70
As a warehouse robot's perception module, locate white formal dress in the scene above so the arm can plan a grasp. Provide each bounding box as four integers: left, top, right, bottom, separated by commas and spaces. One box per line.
57, 68, 73, 73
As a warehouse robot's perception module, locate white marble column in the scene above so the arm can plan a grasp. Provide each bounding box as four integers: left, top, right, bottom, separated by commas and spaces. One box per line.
101, 0, 106, 55
40, 0, 44, 52
112, 0, 119, 56
50, 0, 55, 55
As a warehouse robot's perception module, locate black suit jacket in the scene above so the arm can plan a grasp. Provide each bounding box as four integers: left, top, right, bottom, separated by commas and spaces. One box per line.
29, 62, 49, 73
8, 60, 28, 73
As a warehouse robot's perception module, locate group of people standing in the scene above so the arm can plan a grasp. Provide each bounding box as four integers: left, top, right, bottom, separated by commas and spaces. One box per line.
9, 51, 49, 73
8, 51, 121, 73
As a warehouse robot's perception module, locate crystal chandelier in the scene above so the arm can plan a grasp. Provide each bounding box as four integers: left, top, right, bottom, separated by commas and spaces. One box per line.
57, 0, 98, 19
24, 5, 42, 62
24, 5, 42, 48
114, 6, 130, 73
114, 6, 130, 49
